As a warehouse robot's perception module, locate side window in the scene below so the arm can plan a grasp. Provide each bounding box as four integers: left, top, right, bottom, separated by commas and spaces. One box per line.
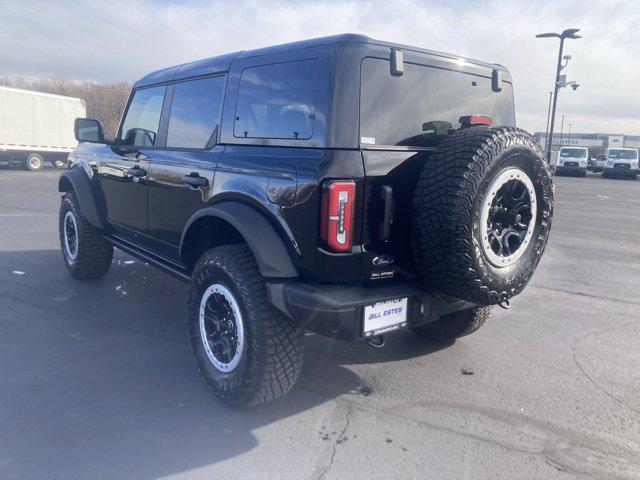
234, 59, 319, 140
120, 85, 166, 147
166, 76, 226, 149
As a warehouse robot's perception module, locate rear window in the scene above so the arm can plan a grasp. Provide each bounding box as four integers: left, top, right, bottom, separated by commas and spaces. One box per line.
608, 149, 638, 159
560, 148, 587, 157
360, 58, 515, 148
234, 59, 319, 140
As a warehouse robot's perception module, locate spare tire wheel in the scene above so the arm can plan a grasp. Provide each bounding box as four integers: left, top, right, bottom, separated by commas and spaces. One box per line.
411, 126, 553, 305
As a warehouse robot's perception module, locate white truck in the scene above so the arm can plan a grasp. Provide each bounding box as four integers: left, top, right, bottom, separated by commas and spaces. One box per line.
0, 86, 86, 171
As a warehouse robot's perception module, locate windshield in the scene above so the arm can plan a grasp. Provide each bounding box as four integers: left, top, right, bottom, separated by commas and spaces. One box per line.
608, 149, 638, 159
560, 148, 587, 158
360, 58, 515, 148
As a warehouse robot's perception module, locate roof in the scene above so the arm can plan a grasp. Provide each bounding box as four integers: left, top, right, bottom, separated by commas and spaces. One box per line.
0, 85, 85, 104
134, 33, 507, 88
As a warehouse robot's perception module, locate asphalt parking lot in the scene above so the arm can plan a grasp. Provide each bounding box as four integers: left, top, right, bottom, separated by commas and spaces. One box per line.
1, 167, 639, 480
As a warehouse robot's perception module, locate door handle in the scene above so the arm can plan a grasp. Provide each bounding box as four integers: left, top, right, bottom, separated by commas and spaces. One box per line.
126, 166, 147, 177
181, 173, 208, 187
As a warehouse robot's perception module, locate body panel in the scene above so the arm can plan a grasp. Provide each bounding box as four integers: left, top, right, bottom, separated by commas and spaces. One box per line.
146, 147, 222, 260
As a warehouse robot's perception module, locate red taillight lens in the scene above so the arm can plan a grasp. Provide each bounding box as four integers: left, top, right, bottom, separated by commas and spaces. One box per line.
320, 180, 355, 252
459, 115, 492, 126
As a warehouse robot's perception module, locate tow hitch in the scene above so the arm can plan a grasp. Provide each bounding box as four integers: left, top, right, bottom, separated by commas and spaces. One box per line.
366, 335, 386, 348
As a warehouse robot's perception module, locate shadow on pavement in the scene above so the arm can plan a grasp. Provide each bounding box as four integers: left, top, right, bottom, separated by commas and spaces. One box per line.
0, 249, 446, 479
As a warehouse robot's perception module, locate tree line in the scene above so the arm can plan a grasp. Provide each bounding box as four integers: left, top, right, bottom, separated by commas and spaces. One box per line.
0, 75, 132, 136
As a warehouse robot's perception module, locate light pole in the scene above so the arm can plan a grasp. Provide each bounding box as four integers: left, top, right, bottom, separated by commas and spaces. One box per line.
544, 91, 552, 151
559, 115, 565, 146
536, 28, 581, 161
567, 123, 573, 143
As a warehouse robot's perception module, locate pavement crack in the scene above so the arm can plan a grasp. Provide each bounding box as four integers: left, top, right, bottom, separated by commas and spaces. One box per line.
571, 320, 640, 415
316, 403, 352, 480
530, 284, 640, 307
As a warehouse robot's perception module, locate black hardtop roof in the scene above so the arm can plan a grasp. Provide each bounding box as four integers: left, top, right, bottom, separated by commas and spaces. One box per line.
134, 33, 507, 88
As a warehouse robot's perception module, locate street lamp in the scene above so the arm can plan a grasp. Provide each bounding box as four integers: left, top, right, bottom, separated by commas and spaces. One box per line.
544, 91, 552, 151
536, 28, 582, 161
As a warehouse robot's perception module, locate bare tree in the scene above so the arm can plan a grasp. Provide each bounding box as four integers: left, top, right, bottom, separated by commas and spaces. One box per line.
0, 75, 132, 136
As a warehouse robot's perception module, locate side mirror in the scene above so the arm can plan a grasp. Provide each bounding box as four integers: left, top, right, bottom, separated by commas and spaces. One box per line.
74, 118, 105, 144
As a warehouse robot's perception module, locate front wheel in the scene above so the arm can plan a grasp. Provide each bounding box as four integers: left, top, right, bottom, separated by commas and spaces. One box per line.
59, 191, 113, 279
187, 245, 304, 407
413, 306, 492, 342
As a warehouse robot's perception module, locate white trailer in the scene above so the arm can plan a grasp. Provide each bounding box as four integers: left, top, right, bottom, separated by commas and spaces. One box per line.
0, 86, 86, 171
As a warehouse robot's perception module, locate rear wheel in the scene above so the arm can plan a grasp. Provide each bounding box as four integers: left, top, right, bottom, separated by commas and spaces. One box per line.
187, 245, 304, 407
23, 153, 44, 171
59, 191, 113, 279
413, 306, 492, 342
412, 127, 553, 305
52, 159, 68, 169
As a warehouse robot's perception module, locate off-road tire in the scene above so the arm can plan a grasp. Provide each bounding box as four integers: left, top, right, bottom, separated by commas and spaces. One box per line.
413, 306, 492, 342
23, 153, 44, 171
412, 126, 553, 305
187, 244, 304, 407
59, 191, 113, 279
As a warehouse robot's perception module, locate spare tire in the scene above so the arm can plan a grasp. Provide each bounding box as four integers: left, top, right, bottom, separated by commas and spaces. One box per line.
411, 126, 553, 305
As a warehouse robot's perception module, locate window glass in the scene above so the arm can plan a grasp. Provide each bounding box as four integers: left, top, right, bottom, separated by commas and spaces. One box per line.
360, 58, 515, 148
560, 148, 587, 157
234, 59, 319, 140
120, 86, 166, 147
608, 149, 638, 159
167, 76, 226, 148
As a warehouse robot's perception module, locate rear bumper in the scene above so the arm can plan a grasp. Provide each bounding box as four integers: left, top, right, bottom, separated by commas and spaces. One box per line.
266, 280, 475, 341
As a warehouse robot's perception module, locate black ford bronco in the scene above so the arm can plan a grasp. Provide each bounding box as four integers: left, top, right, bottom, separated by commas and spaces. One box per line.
59, 34, 553, 406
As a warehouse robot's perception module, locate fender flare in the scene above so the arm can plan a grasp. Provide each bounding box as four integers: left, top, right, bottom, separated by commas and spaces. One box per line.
58, 168, 104, 229
180, 202, 298, 278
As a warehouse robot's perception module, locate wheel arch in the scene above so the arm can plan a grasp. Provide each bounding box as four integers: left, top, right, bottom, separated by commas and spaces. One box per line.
58, 168, 104, 230
180, 202, 298, 278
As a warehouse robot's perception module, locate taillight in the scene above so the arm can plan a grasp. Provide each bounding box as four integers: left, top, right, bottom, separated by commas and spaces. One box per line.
320, 180, 355, 252
459, 115, 492, 127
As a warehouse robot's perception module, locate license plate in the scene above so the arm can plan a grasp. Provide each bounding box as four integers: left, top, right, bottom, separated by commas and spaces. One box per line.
363, 297, 408, 336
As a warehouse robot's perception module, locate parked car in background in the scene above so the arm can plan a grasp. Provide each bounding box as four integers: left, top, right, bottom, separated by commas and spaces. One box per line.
0, 86, 85, 171
602, 148, 639, 179
555, 146, 588, 177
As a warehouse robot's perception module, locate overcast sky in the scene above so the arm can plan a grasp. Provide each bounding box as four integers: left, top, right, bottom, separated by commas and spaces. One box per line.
3, 0, 639, 134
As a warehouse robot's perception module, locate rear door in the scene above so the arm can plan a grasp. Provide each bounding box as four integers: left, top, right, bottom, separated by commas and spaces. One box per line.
358, 55, 516, 277
99, 85, 167, 242
145, 75, 227, 261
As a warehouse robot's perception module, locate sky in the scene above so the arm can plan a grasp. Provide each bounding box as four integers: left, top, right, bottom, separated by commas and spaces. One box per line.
2, 0, 639, 135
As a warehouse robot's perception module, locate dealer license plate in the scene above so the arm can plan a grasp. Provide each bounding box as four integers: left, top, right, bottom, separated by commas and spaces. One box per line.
363, 297, 408, 336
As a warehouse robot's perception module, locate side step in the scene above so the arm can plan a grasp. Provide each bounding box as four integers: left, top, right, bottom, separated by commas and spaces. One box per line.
105, 234, 191, 284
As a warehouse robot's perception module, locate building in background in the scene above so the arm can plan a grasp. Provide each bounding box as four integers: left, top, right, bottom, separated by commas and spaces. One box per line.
534, 132, 640, 149
534, 132, 640, 166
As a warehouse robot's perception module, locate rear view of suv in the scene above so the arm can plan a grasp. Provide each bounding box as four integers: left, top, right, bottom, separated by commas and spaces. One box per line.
58, 35, 553, 406
602, 148, 639, 179
556, 146, 588, 177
